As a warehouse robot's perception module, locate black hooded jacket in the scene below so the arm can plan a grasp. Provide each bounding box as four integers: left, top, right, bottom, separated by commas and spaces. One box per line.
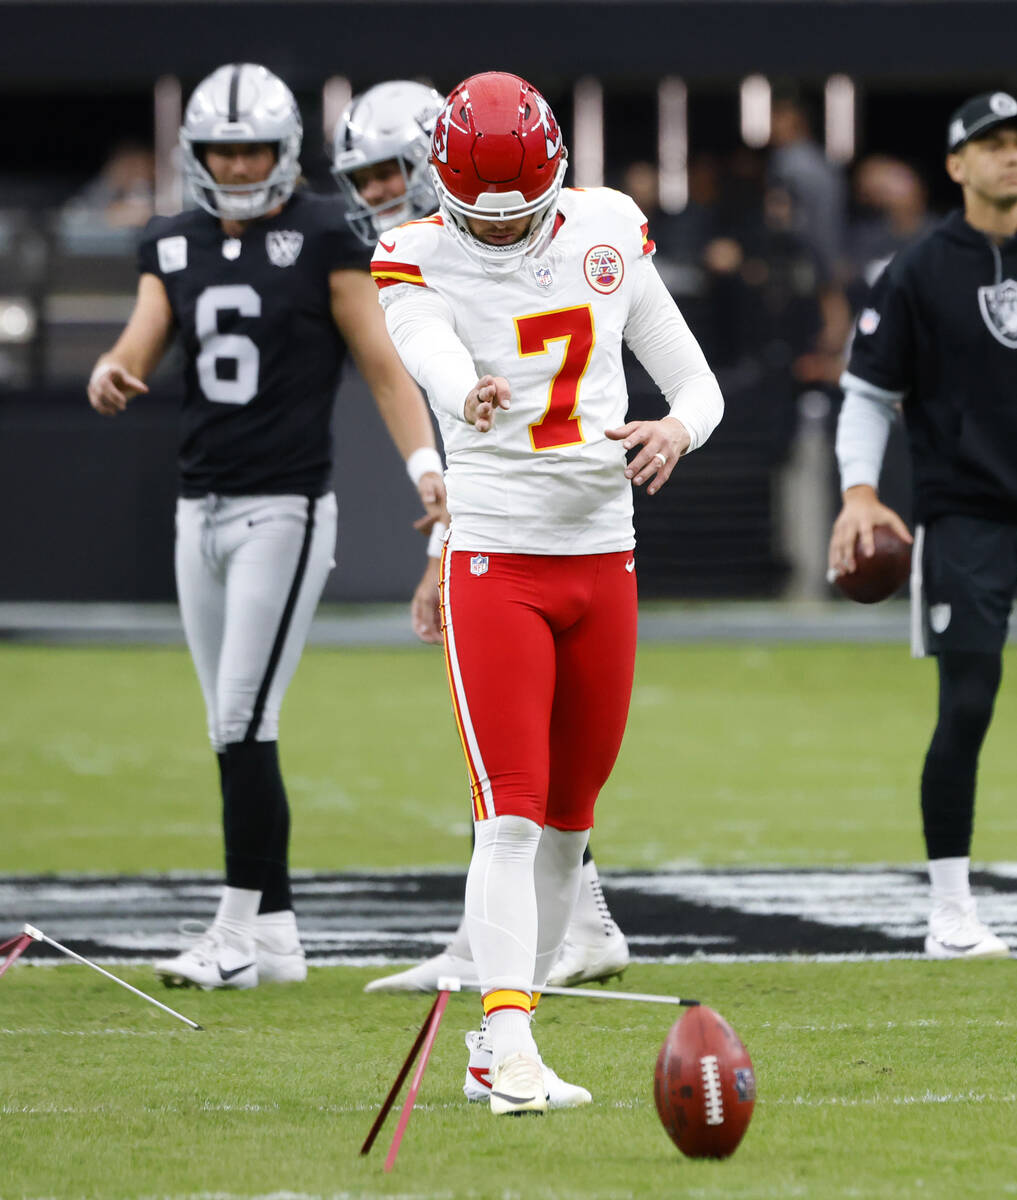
843, 209, 1017, 524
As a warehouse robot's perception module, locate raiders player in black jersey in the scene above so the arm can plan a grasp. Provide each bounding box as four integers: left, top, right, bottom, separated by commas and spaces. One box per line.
829, 92, 1017, 960
87, 64, 447, 990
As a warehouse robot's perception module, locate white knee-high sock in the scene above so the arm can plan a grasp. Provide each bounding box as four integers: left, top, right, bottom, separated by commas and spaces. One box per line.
533, 826, 590, 990
465, 814, 543, 993
466, 815, 543, 1067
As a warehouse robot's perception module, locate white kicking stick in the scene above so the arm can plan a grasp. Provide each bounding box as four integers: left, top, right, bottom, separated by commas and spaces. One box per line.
444, 977, 699, 1006
22, 924, 203, 1031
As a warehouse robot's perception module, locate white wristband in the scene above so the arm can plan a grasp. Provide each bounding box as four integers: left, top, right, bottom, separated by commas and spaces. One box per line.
406, 446, 444, 487
427, 521, 448, 558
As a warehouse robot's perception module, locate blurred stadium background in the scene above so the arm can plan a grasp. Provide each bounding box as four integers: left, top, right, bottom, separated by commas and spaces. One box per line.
2, 0, 1014, 610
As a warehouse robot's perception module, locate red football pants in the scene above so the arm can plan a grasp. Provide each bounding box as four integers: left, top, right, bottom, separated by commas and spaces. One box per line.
440, 549, 637, 830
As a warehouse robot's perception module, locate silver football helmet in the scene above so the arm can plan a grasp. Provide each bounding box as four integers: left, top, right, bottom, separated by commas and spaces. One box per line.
332, 80, 444, 244
180, 63, 302, 221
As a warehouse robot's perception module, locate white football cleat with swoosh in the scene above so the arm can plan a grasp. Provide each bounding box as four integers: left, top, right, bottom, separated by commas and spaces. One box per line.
488, 1052, 548, 1116
464, 1023, 591, 1109
155, 926, 258, 989
925, 899, 1009, 959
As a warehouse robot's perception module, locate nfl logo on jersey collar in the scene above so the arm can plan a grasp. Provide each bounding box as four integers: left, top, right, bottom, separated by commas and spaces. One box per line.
266, 230, 304, 268
222, 238, 242, 261
534, 264, 554, 289
470, 554, 489, 576
584, 244, 624, 294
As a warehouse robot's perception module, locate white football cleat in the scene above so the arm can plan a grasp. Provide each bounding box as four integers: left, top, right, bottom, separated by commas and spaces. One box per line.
925, 899, 1010, 960
488, 1052, 548, 1116
463, 1025, 591, 1109
255, 914, 307, 984
546, 926, 630, 987
155, 926, 258, 990
363, 951, 478, 993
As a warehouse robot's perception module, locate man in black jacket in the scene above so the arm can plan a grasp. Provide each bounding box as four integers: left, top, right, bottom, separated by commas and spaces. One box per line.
829, 92, 1017, 959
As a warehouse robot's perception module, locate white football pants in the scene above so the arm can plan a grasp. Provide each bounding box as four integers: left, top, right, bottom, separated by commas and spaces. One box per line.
175, 492, 338, 750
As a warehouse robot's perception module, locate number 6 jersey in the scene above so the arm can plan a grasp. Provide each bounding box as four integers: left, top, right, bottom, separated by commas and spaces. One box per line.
137, 191, 369, 496
374, 186, 722, 555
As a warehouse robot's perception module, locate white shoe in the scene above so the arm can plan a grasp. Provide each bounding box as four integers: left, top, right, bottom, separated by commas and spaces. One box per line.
925, 900, 1010, 960
546, 926, 630, 987
488, 1052, 548, 1116
255, 914, 307, 984
155, 926, 258, 990
463, 1025, 591, 1109
363, 951, 479, 993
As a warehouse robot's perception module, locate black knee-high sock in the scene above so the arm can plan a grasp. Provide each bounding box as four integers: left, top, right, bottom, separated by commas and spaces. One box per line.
219, 740, 292, 911
921, 651, 1002, 860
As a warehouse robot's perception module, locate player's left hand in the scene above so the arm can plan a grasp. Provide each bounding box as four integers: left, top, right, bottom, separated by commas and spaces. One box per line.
410, 556, 443, 644
412, 471, 450, 534
606, 415, 691, 495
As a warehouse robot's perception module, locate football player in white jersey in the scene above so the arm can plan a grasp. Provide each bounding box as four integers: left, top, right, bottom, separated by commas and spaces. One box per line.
334, 78, 633, 998
371, 72, 723, 1114
87, 64, 446, 992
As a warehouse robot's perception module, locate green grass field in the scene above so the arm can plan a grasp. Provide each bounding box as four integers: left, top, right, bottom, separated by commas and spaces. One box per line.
2, 639, 1017, 1199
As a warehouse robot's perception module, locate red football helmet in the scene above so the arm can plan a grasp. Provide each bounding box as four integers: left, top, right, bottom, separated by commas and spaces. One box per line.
430, 72, 568, 268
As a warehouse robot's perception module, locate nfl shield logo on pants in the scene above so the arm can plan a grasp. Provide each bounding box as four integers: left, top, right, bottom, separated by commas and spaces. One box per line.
470, 554, 489, 577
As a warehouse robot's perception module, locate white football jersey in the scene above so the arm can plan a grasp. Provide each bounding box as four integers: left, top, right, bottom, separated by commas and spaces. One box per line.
374, 187, 662, 555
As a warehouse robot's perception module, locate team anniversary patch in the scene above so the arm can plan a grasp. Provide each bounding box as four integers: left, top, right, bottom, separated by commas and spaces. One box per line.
2, 867, 1015, 964
584, 244, 624, 294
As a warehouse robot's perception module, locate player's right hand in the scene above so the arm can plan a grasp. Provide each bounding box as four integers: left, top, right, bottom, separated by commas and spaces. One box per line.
827, 484, 912, 579
464, 374, 511, 432
87, 360, 149, 416
410, 556, 443, 645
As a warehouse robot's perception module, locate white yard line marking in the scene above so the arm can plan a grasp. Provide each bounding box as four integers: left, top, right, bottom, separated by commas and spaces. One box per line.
758, 1017, 1017, 1032
767, 1091, 1017, 1107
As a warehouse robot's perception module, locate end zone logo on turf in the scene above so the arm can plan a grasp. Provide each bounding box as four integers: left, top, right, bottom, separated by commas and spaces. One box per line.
5, 866, 1014, 964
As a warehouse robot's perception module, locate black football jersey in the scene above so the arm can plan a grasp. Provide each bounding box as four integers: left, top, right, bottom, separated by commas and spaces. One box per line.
137, 191, 371, 496
844, 210, 1017, 524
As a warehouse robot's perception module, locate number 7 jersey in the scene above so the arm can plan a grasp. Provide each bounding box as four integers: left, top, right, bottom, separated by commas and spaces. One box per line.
374, 187, 662, 555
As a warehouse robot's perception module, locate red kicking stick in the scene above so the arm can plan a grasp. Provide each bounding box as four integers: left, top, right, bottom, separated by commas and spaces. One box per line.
361, 980, 456, 1169
0, 933, 33, 980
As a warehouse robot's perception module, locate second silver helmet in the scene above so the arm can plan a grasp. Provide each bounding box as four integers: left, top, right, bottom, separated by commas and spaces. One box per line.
332, 80, 444, 244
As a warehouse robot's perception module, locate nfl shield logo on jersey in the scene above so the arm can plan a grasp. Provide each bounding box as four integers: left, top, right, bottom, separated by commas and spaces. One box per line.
857, 307, 881, 336
978, 280, 1017, 348
470, 554, 489, 577
584, 245, 624, 294
534, 265, 553, 289
266, 231, 304, 268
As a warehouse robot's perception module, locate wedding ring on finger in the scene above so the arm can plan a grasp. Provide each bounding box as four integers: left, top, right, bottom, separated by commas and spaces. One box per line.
652, 452, 668, 467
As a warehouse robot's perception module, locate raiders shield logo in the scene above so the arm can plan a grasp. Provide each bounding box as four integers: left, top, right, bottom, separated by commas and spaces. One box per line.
266, 231, 304, 268
978, 279, 1017, 348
